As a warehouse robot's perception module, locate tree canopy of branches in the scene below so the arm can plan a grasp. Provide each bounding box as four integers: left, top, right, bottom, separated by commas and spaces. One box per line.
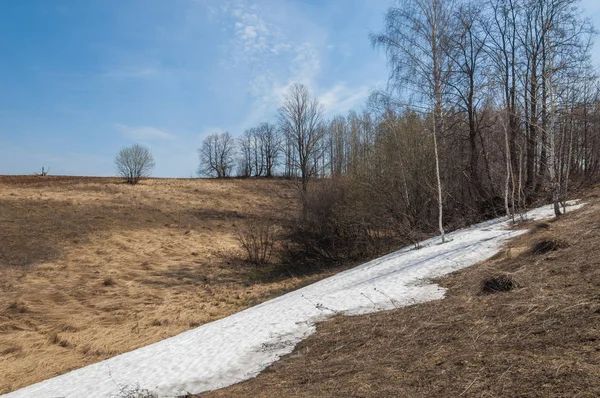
278, 83, 325, 192
237, 123, 282, 178
115, 144, 155, 185
198, 132, 236, 178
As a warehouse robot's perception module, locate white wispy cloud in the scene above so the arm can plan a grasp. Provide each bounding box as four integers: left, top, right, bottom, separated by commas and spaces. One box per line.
115, 123, 174, 140
216, 1, 291, 66
318, 83, 372, 116
206, 0, 373, 127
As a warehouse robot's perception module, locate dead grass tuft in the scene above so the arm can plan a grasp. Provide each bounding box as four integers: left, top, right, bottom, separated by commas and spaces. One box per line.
102, 277, 116, 287
47, 333, 71, 348
529, 221, 551, 234
0, 345, 22, 357
530, 237, 569, 255
6, 301, 28, 313
480, 274, 518, 294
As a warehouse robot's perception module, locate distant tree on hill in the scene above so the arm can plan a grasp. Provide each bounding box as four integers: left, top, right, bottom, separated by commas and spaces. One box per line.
237, 123, 282, 178
115, 144, 155, 184
278, 83, 325, 191
198, 132, 236, 178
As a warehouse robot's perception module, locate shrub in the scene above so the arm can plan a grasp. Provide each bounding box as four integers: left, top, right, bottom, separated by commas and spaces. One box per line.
115, 144, 155, 185
284, 179, 397, 263
236, 221, 278, 265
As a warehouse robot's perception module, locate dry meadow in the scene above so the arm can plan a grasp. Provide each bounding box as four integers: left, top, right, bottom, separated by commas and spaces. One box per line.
0, 176, 340, 394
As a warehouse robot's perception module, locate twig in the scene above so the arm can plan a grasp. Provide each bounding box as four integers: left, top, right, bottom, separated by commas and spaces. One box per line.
360, 292, 379, 310
459, 376, 478, 396
373, 287, 400, 308
302, 295, 336, 313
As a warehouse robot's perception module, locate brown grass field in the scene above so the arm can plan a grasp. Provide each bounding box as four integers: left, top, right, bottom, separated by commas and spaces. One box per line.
0, 175, 348, 394
202, 187, 600, 397
3, 176, 599, 397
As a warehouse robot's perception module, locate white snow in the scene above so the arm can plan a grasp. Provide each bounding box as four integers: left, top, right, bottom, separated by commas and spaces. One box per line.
3, 201, 583, 398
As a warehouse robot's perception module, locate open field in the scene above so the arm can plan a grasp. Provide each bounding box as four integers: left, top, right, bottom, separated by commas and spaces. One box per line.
0, 176, 347, 394
202, 187, 600, 397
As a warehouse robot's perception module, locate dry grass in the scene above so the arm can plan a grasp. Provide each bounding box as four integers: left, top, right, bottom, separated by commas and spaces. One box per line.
201, 187, 600, 398
0, 176, 346, 394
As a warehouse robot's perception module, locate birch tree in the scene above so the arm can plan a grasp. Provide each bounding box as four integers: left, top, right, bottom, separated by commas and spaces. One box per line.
371, 0, 455, 242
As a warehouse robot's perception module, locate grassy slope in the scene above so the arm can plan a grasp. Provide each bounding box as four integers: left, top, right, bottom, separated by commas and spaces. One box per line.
0, 176, 349, 394
202, 187, 600, 398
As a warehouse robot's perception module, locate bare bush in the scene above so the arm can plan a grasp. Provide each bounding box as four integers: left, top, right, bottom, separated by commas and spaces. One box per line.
285, 179, 398, 263
236, 221, 278, 265
115, 144, 155, 184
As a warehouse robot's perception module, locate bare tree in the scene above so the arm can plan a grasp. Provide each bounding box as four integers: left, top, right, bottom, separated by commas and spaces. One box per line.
448, 1, 490, 199
278, 83, 325, 191
328, 116, 348, 177
115, 144, 155, 184
238, 129, 254, 177
539, 0, 594, 216
485, 0, 521, 214
198, 132, 236, 178
371, 0, 455, 242
257, 122, 282, 178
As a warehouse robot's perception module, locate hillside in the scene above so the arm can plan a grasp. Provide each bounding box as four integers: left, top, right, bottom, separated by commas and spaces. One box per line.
3, 178, 595, 397
0, 176, 350, 394
200, 187, 600, 397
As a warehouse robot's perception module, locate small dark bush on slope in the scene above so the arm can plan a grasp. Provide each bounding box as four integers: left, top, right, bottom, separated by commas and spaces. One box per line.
236, 221, 278, 265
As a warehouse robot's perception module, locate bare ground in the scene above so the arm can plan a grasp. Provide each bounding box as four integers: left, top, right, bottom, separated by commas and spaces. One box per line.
201, 187, 600, 398
0, 176, 348, 394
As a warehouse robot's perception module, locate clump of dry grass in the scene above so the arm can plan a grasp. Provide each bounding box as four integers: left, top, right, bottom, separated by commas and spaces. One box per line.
480, 274, 518, 294
6, 300, 28, 313
528, 221, 551, 234
47, 333, 71, 348
530, 237, 569, 255
102, 277, 116, 286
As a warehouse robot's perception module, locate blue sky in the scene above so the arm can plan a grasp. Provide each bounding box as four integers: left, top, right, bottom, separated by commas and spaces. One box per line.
0, 0, 599, 177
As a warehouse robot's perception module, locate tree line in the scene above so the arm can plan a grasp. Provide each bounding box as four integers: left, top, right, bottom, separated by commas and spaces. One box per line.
198, 0, 600, 262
